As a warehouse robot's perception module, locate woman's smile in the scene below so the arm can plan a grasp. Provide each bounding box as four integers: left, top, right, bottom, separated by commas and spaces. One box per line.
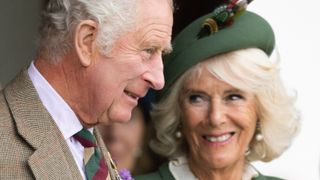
202, 132, 235, 144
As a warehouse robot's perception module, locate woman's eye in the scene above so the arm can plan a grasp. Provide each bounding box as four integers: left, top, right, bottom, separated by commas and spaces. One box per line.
226, 94, 244, 101
188, 94, 205, 103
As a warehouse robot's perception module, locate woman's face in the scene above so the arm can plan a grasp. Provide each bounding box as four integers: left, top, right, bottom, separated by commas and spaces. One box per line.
180, 68, 257, 171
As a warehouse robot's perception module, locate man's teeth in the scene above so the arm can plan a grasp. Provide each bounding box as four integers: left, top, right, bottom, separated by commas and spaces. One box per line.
125, 91, 137, 99
205, 134, 232, 142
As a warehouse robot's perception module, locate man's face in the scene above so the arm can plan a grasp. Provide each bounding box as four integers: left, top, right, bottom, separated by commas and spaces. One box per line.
87, 0, 172, 124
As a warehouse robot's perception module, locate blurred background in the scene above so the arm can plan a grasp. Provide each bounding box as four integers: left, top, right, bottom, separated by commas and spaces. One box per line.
0, 0, 319, 179
0, 0, 45, 88
249, 1, 320, 179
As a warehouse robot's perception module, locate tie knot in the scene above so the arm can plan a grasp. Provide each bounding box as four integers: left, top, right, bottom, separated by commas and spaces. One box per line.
73, 128, 97, 148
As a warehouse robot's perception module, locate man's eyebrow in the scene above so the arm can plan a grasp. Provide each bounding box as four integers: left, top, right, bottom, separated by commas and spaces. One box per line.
162, 44, 173, 55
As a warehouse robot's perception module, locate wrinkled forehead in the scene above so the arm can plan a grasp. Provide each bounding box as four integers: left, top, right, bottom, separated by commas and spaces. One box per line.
136, 0, 173, 23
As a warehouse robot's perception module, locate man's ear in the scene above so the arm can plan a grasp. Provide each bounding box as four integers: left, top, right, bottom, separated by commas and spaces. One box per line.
74, 20, 98, 67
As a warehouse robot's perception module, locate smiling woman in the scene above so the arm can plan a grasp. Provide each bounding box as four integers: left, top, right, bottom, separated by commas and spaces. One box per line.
179, 60, 258, 176
135, 1, 300, 179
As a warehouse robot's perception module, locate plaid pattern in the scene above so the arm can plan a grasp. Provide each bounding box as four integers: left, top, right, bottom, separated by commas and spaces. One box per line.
74, 128, 109, 180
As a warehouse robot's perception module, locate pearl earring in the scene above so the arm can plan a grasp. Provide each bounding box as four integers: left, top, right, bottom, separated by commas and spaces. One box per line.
255, 133, 263, 141
255, 121, 263, 141
175, 131, 182, 138
245, 149, 251, 156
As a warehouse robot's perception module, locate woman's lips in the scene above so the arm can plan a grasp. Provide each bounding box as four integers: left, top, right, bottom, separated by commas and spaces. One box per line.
202, 132, 235, 143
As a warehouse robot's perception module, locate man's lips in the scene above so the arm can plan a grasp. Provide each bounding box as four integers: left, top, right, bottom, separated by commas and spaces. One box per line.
124, 90, 139, 100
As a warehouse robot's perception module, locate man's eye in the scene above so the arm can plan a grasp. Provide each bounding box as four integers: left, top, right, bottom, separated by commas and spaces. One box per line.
144, 48, 155, 54
141, 48, 157, 60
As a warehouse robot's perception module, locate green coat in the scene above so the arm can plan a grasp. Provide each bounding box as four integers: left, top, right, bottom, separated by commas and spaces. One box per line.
135, 163, 283, 180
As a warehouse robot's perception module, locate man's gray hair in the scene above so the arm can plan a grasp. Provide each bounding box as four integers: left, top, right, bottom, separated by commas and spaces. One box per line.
38, 0, 137, 63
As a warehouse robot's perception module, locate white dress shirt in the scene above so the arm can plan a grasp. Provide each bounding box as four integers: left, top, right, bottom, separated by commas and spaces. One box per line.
28, 62, 90, 180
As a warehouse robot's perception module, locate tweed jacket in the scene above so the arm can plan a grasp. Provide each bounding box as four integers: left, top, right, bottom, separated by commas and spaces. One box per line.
0, 69, 118, 179
135, 163, 283, 180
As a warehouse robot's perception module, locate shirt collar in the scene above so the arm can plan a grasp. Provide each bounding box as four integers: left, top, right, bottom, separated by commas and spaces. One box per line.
169, 156, 259, 180
27, 61, 83, 139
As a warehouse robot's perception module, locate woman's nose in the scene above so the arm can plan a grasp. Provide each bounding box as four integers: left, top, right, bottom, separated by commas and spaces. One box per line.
208, 100, 226, 127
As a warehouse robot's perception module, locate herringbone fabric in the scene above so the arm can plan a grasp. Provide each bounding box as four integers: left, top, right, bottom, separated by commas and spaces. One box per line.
0, 69, 83, 179
74, 128, 108, 180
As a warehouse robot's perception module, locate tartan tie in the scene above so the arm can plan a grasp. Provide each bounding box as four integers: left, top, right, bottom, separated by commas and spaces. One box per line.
74, 128, 108, 180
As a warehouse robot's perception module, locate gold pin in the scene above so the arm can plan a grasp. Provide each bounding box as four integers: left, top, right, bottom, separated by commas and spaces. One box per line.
107, 151, 122, 180
202, 18, 219, 34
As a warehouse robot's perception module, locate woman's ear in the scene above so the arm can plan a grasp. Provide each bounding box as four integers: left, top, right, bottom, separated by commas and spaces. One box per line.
74, 20, 98, 67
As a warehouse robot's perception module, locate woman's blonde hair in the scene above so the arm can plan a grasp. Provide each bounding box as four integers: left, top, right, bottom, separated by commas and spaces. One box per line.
150, 48, 300, 162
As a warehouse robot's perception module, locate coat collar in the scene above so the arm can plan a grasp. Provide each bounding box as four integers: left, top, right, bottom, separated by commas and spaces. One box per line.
158, 162, 275, 180
159, 163, 175, 180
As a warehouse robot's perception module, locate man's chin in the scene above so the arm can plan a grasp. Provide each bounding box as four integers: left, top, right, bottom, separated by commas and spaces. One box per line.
98, 102, 136, 124
111, 112, 133, 123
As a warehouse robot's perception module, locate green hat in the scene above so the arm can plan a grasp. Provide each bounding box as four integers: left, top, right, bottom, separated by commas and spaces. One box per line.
158, 10, 275, 100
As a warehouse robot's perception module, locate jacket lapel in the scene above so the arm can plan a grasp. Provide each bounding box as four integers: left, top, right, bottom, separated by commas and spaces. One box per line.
4, 69, 82, 179
159, 163, 175, 180
95, 128, 121, 180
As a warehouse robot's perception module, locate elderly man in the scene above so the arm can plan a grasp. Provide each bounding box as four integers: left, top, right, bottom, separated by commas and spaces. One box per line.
0, 0, 173, 179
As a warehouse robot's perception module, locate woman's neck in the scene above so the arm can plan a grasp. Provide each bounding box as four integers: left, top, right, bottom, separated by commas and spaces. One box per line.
188, 156, 245, 180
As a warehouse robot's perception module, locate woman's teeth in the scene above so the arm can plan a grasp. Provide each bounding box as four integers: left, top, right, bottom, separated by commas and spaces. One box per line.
204, 133, 232, 142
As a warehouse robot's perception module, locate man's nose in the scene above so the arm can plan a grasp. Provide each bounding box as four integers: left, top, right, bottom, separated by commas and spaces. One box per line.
143, 55, 165, 90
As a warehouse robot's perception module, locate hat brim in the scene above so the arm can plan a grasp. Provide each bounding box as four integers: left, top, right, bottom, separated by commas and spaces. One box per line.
159, 11, 275, 100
